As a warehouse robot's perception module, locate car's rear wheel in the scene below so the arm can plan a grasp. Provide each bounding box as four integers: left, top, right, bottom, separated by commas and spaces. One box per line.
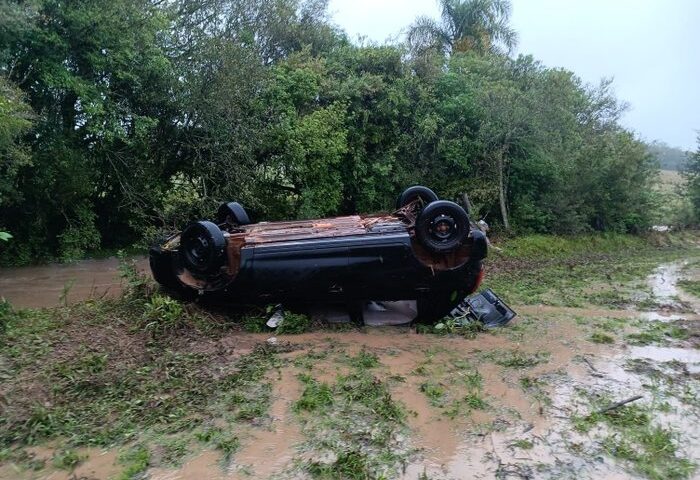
217, 201, 250, 226
396, 185, 438, 209
415, 200, 469, 253
180, 221, 227, 275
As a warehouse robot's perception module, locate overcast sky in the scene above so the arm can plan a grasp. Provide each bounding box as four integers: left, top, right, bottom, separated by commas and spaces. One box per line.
327, 0, 700, 151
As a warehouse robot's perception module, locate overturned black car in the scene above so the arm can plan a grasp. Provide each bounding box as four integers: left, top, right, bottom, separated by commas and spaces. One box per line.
150, 186, 488, 323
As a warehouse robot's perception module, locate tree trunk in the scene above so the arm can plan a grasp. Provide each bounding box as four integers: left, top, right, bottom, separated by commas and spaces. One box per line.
497, 150, 509, 230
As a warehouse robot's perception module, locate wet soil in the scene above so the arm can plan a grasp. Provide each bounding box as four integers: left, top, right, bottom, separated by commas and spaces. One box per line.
1, 261, 699, 479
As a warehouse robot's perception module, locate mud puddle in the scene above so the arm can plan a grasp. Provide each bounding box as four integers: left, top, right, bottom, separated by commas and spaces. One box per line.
0, 257, 148, 308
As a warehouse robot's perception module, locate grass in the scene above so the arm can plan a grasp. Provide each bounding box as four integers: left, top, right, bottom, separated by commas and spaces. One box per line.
486, 349, 550, 369
589, 331, 615, 344
194, 426, 240, 461
573, 398, 695, 480
293, 355, 409, 478
420, 382, 447, 407
52, 448, 84, 470
484, 232, 699, 309
625, 321, 689, 346
678, 279, 700, 297
2, 232, 699, 478
295, 375, 334, 412
510, 439, 534, 450
0, 267, 284, 476
348, 349, 380, 369
117, 444, 150, 480
519, 376, 552, 408
277, 311, 311, 334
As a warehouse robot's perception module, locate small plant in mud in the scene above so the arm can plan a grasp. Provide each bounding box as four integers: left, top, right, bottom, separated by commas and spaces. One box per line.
277, 311, 310, 334
141, 293, 186, 335
117, 251, 153, 300
307, 450, 375, 480
295, 374, 334, 412
293, 355, 409, 479
510, 439, 534, 450
486, 349, 550, 369
157, 437, 190, 466
420, 381, 447, 407
194, 427, 240, 462
589, 331, 615, 344
349, 349, 380, 369
431, 317, 486, 338
52, 448, 84, 470
117, 444, 150, 480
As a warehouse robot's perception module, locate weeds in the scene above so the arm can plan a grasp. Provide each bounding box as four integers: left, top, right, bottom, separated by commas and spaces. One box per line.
117, 444, 150, 480
349, 349, 380, 369
486, 349, 550, 369
52, 448, 83, 470
277, 311, 310, 334
589, 331, 615, 344
420, 382, 447, 407
294, 355, 409, 478
677, 279, 700, 297
573, 398, 696, 479
519, 376, 552, 409
432, 317, 486, 338
194, 427, 239, 462
295, 375, 334, 412
625, 322, 689, 346
510, 439, 534, 450
141, 293, 186, 335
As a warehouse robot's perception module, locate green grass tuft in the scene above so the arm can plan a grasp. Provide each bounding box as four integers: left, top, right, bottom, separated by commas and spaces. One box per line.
589, 331, 615, 344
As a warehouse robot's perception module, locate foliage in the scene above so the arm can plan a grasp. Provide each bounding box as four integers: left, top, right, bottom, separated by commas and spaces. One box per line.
683, 136, 700, 223
648, 141, 689, 171
0, 0, 663, 265
408, 0, 517, 56
277, 311, 311, 334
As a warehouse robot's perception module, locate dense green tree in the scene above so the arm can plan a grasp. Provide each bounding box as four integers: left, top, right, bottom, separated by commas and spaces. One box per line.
0, 0, 663, 264
684, 136, 700, 222
0, 76, 34, 210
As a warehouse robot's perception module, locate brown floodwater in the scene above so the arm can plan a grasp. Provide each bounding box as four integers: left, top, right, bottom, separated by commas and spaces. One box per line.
0, 257, 149, 308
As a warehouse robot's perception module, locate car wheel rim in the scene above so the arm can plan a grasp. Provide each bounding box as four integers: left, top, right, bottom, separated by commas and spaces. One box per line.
430, 214, 456, 241
185, 233, 210, 268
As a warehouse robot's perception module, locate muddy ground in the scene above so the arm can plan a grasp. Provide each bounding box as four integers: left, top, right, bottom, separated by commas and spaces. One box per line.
0, 235, 699, 479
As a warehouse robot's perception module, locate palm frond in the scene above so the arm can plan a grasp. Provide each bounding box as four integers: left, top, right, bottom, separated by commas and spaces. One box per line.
407, 16, 451, 54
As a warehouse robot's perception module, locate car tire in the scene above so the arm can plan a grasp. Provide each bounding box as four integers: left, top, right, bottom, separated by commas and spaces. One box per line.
396, 185, 438, 209
415, 200, 469, 253
149, 246, 197, 300
217, 201, 251, 226
179, 221, 227, 275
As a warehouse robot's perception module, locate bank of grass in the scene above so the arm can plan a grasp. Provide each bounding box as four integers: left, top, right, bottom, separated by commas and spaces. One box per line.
485, 232, 699, 308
